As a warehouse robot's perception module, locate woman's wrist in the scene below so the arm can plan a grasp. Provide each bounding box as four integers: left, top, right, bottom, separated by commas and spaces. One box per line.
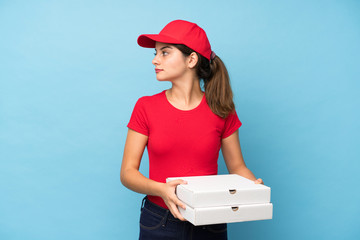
150, 181, 165, 198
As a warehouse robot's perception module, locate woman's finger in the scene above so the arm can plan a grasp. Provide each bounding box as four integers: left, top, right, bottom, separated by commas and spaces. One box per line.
168, 202, 185, 221
168, 179, 187, 187
172, 206, 185, 221
175, 198, 186, 210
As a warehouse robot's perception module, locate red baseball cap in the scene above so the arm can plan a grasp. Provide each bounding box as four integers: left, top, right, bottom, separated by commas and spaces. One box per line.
137, 20, 213, 60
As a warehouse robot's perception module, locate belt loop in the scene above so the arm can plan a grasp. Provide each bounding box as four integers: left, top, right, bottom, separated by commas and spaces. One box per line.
140, 196, 147, 211
162, 210, 170, 227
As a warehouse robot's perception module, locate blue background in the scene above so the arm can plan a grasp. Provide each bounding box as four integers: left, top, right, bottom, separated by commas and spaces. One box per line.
1, 0, 359, 239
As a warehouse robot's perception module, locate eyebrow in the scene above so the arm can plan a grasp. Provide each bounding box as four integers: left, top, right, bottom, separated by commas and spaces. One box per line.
155, 46, 173, 52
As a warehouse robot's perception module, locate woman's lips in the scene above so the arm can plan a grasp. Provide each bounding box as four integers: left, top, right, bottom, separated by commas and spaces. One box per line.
155, 69, 163, 73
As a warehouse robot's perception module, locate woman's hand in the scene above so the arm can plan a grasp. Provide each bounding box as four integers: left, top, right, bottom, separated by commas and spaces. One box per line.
254, 178, 264, 184
159, 179, 187, 221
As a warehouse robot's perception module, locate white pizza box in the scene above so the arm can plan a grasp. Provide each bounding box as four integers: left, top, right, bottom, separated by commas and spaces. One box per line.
166, 174, 271, 208
179, 202, 273, 226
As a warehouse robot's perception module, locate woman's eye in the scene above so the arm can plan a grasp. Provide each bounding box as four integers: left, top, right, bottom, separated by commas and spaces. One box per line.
153, 51, 169, 56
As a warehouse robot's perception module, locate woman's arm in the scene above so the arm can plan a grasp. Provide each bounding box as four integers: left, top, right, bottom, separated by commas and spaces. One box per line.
120, 129, 187, 220
221, 130, 263, 184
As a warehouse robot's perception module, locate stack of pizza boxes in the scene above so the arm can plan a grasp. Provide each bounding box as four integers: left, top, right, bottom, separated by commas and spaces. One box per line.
166, 174, 273, 226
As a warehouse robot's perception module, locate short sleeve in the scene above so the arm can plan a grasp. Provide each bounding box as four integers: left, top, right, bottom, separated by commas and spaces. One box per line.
127, 98, 149, 136
221, 110, 242, 139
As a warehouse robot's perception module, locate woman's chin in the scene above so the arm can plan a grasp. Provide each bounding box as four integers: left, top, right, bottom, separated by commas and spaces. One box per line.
156, 77, 170, 82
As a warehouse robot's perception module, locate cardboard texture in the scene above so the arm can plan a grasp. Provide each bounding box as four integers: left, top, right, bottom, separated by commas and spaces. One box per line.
180, 203, 273, 226
166, 174, 271, 207
166, 174, 273, 226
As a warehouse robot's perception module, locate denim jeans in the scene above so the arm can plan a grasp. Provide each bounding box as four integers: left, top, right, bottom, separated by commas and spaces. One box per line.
139, 197, 228, 240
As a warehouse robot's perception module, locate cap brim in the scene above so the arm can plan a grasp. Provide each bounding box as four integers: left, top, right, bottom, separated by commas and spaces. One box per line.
137, 34, 183, 48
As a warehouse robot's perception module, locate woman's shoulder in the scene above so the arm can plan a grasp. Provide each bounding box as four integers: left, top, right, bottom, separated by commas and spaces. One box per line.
135, 90, 166, 105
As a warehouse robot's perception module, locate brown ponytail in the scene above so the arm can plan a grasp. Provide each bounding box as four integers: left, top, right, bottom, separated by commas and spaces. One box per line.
205, 56, 235, 118
173, 44, 235, 118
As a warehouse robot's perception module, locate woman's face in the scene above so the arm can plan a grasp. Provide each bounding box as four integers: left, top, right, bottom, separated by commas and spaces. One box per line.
152, 42, 189, 82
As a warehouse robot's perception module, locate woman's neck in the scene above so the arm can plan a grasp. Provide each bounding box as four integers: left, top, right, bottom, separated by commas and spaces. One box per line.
166, 79, 204, 110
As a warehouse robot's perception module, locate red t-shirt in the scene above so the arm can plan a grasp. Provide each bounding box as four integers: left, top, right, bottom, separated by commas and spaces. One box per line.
127, 90, 242, 208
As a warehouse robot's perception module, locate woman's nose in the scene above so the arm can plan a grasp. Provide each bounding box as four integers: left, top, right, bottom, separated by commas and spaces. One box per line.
152, 54, 159, 66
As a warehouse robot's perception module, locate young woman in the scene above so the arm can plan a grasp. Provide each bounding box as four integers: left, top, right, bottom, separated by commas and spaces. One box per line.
120, 20, 263, 240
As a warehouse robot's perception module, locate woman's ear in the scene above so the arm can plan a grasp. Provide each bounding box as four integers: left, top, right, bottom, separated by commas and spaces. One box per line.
187, 52, 198, 69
